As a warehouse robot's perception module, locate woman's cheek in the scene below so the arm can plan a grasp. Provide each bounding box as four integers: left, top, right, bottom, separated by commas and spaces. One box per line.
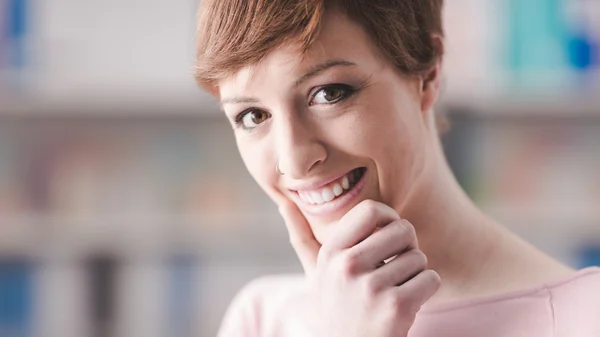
238, 142, 283, 204
238, 141, 263, 181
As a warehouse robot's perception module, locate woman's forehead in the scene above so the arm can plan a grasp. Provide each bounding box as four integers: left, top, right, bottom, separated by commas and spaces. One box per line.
218, 14, 381, 95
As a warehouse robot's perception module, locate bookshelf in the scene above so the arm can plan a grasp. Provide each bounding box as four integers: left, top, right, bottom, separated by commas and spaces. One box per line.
1, 0, 599, 336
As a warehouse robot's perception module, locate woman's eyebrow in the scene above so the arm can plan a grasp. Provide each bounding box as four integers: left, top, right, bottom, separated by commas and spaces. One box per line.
221, 97, 259, 105
220, 96, 259, 112
293, 59, 356, 89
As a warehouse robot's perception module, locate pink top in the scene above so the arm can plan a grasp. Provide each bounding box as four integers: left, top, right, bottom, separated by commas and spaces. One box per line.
217, 267, 600, 337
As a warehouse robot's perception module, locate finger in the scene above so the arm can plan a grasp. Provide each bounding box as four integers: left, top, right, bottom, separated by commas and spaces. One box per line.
393, 269, 441, 309
349, 219, 418, 268
367, 249, 427, 291
278, 200, 321, 275
327, 200, 400, 251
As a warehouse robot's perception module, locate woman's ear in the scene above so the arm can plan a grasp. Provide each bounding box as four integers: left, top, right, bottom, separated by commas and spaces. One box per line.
419, 35, 444, 115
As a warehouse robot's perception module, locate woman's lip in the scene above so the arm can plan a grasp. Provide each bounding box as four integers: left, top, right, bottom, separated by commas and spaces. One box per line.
290, 169, 367, 217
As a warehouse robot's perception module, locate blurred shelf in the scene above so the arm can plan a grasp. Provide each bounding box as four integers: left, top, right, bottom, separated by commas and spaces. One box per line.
479, 201, 600, 232
1, 0, 207, 118
2, 90, 599, 118
440, 91, 600, 118
0, 213, 291, 259
1, 0, 598, 121
0, 91, 220, 117
2, 203, 599, 258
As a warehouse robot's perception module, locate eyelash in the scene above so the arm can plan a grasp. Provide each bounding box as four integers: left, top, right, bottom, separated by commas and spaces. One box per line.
308, 83, 356, 106
233, 83, 357, 130
234, 109, 271, 131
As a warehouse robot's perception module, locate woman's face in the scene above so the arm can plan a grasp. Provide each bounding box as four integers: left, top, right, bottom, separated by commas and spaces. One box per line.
218, 11, 440, 243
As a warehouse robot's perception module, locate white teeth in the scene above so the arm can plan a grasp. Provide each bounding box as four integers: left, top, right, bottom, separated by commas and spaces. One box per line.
299, 192, 312, 204
333, 183, 343, 197
299, 169, 363, 205
322, 188, 335, 202
341, 176, 350, 190
312, 191, 325, 204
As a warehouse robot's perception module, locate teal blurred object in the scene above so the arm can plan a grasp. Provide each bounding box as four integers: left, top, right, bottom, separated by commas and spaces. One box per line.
506, 0, 600, 87
507, 0, 568, 74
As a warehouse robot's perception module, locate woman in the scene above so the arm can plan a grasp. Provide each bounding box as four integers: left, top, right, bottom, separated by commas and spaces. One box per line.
195, 1, 600, 336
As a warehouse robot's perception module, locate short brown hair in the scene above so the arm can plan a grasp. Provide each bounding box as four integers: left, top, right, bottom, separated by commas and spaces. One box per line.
195, 0, 444, 92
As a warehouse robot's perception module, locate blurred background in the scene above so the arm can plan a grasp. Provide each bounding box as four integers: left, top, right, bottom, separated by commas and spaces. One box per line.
0, 0, 599, 336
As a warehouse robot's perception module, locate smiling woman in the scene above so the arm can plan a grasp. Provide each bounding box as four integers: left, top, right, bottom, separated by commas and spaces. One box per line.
194, 1, 600, 337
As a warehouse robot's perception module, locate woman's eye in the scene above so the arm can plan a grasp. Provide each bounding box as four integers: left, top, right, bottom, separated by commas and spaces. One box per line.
239, 110, 270, 129
310, 84, 352, 105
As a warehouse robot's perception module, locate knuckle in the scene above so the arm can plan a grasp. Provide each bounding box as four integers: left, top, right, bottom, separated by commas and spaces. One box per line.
362, 203, 379, 219
360, 276, 380, 298
389, 292, 402, 308
359, 198, 378, 209
379, 306, 400, 326
391, 293, 420, 317
399, 219, 416, 238
410, 250, 428, 270
359, 199, 380, 218
317, 245, 335, 263
338, 251, 361, 277
389, 220, 409, 238
405, 309, 418, 323
389, 294, 407, 314
423, 269, 442, 287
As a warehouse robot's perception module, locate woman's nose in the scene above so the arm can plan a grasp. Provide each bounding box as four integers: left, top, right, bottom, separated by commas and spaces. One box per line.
275, 115, 327, 179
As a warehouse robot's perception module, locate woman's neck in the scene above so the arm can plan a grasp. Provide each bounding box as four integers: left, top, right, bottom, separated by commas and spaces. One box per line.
397, 133, 572, 302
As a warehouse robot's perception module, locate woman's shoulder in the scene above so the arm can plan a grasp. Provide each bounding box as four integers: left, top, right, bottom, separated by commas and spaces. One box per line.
225, 273, 308, 314
236, 273, 308, 304
548, 267, 600, 336
548, 266, 600, 307
548, 266, 600, 287
420, 266, 600, 314
217, 274, 308, 337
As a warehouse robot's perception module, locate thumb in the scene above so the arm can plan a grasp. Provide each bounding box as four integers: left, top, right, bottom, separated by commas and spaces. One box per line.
278, 200, 321, 276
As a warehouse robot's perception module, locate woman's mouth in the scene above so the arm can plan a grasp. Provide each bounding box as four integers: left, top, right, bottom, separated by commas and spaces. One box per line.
291, 167, 367, 216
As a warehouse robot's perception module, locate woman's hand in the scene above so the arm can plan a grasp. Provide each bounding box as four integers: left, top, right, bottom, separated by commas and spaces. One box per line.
279, 199, 441, 337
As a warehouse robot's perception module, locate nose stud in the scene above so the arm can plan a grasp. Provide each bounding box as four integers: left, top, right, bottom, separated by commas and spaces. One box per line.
276, 163, 284, 175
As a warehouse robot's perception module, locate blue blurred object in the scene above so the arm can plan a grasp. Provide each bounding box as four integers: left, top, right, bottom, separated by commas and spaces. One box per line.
0, 0, 7, 69
578, 245, 600, 268
7, 0, 28, 69
567, 34, 594, 70
569, 36, 594, 70
168, 255, 197, 337
1, 0, 29, 90
0, 260, 33, 337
